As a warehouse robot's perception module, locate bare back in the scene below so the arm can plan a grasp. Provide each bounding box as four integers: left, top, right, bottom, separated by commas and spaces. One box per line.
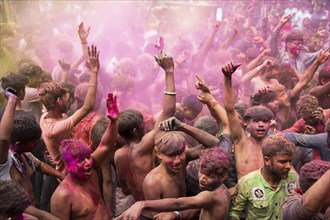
199, 185, 231, 220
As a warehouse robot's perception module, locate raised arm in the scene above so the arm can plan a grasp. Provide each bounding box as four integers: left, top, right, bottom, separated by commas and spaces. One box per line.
0, 88, 18, 164
220, 17, 238, 50
59, 59, 71, 83
270, 13, 295, 59
159, 117, 220, 148
72, 22, 90, 68
310, 81, 330, 98
289, 49, 330, 99
301, 170, 330, 213
195, 74, 229, 134
241, 59, 271, 83
92, 93, 119, 168
135, 55, 176, 155
69, 45, 99, 126
222, 61, 244, 144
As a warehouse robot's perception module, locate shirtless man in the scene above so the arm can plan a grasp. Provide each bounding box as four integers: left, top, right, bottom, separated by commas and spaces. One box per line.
141, 117, 220, 219
115, 148, 231, 220
50, 93, 118, 220
114, 54, 176, 201
223, 61, 274, 180
310, 66, 330, 109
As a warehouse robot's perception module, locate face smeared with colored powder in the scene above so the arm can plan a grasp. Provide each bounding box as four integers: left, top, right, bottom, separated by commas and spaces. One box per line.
61, 140, 94, 180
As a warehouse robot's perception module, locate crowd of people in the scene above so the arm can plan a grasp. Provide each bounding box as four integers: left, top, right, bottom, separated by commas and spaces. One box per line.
0, 0, 330, 219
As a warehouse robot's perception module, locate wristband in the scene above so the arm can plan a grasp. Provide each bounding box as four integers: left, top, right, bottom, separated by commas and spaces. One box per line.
88, 83, 97, 88
174, 211, 181, 220
211, 101, 218, 109
81, 41, 87, 45
164, 91, 176, 96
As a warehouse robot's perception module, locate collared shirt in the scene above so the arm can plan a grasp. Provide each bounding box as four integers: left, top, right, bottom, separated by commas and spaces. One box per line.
269, 25, 323, 74
229, 169, 299, 220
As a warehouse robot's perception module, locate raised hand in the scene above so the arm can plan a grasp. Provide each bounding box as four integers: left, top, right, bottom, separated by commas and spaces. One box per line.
4, 87, 17, 99
58, 59, 71, 71
159, 117, 182, 131
213, 20, 221, 33
315, 48, 330, 65
195, 74, 211, 94
106, 93, 119, 121
280, 13, 295, 25
155, 54, 174, 72
222, 61, 241, 76
78, 22, 91, 42
88, 45, 100, 73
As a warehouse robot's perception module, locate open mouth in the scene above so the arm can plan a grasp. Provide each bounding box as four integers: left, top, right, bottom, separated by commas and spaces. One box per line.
85, 168, 92, 175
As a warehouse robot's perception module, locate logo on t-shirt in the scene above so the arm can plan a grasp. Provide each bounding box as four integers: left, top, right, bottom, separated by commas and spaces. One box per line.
252, 187, 265, 200
286, 181, 296, 195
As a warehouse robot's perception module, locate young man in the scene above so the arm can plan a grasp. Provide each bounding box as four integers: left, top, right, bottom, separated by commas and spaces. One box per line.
310, 66, 330, 109
223, 61, 274, 180
0, 88, 65, 203
270, 13, 327, 73
50, 93, 118, 220
114, 55, 176, 201
38, 45, 100, 211
229, 134, 299, 220
115, 148, 231, 220
140, 116, 220, 219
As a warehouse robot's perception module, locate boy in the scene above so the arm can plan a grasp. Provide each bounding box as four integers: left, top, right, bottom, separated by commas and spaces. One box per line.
115, 148, 231, 220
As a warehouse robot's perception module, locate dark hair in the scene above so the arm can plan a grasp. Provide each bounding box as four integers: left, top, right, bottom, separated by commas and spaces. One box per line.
91, 117, 109, 147
260, 91, 277, 105
194, 116, 218, 136
182, 95, 203, 116
0, 180, 31, 217
262, 134, 294, 158
234, 102, 249, 119
118, 109, 144, 140
11, 116, 41, 145
296, 94, 319, 119
244, 106, 274, 122
18, 61, 43, 78
1, 72, 28, 92
60, 139, 91, 165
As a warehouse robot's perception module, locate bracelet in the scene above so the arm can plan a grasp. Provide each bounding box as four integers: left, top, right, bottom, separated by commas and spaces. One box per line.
211, 101, 218, 109
88, 83, 97, 88
81, 41, 87, 45
174, 211, 181, 220
164, 91, 176, 96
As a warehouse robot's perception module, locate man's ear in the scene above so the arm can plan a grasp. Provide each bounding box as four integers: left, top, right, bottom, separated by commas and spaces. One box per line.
264, 156, 271, 166
154, 148, 163, 160
57, 97, 62, 106
132, 128, 138, 136
13, 142, 22, 152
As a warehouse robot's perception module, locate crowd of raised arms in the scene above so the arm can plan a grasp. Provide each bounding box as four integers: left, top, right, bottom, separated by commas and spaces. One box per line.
0, 0, 330, 219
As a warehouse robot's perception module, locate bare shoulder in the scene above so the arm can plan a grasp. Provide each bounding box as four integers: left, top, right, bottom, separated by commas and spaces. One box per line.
52, 182, 74, 204
143, 168, 162, 187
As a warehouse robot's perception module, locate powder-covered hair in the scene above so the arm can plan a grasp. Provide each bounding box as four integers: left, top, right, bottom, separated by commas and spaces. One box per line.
299, 160, 330, 193
199, 148, 230, 177
0, 180, 31, 217
244, 106, 274, 122
74, 82, 102, 110
262, 134, 294, 158
17, 61, 43, 78
296, 94, 319, 119
37, 82, 68, 111
111, 73, 134, 92
155, 131, 186, 156
60, 139, 91, 164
